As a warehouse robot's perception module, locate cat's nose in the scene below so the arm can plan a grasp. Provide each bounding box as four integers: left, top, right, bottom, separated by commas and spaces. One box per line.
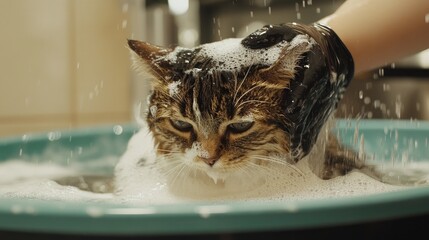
201, 157, 219, 167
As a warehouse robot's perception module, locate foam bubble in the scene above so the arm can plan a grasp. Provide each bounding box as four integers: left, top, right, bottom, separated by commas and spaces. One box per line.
168, 80, 181, 96
149, 105, 157, 117
163, 35, 314, 75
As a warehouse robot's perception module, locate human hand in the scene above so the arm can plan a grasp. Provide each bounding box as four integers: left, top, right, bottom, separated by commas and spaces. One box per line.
242, 23, 354, 160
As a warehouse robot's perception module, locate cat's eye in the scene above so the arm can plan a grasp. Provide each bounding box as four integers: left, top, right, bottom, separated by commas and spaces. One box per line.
228, 121, 254, 134
170, 119, 193, 132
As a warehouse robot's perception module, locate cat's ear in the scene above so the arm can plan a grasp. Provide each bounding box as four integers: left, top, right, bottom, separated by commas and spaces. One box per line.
254, 37, 314, 90
127, 39, 173, 82
256, 57, 294, 89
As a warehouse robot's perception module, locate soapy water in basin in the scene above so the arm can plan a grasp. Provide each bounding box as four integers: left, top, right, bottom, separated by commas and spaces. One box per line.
1, 149, 425, 204
0, 124, 428, 204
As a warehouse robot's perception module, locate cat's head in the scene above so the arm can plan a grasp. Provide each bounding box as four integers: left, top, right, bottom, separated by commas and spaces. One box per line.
127, 36, 314, 184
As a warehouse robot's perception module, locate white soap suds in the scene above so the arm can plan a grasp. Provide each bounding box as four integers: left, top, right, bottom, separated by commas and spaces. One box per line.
168, 80, 181, 96
0, 124, 425, 205
149, 105, 157, 118
162, 35, 314, 75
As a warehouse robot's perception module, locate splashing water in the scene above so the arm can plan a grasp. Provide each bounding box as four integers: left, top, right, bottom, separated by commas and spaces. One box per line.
3, 122, 428, 204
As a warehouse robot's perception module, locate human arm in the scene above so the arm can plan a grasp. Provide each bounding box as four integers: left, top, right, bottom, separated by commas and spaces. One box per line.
319, 0, 429, 74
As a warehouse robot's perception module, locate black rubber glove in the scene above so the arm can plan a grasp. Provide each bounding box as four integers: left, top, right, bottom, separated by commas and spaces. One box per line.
241, 23, 354, 161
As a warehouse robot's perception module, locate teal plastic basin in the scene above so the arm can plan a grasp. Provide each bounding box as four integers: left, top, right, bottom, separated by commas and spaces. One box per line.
0, 119, 429, 236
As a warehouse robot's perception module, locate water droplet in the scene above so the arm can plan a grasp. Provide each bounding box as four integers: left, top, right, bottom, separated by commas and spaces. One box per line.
378, 68, 384, 77
401, 151, 408, 165
86, 207, 104, 218
76, 62, 80, 69
22, 134, 29, 142
416, 102, 421, 111
395, 95, 402, 119
382, 83, 390, 92
425, 13, 429, 23
19, 148, 23, 156
365, 82, 372, 89
231, 27, 235, 33
94, 85, 99, 96
384, 127, 388, 135
268, 6, 272, 15
307, 0, 313, 5
250, 11, 254, 18
358, 134, 365, 160
391, 62, 396, 69
373, 99, 380, 108
353, 125, 359, 145
367, 111, 373, 119
364, 97, 371, 104
11, 205, 23, 214
380, 103, 386, 114
296, 12, 301, 20
122, 19, 128, 29
358, 90, 363, 99
113, 125, 123, 135
316, 8, 321, 13
48, 131, 61, 141
395, 129, 399, 142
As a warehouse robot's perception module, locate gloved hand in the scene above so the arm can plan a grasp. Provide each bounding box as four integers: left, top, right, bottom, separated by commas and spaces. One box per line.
241, 23, 354, 161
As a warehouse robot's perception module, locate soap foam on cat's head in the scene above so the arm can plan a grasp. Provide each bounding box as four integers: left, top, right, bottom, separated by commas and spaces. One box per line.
162, 35, 314, 75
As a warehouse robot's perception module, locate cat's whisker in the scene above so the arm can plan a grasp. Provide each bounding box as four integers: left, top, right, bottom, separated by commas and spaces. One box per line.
156, 157, 184, 176
250, 155, 304, 176
169, 95, 183, 106
157, 162, 183, 178
233, 65, 253, 104
236, 99, 269, 110
241, 163, 265, 179
246, 160, 276, 174
233, 74, 238, 102
180, 165, 195, 186
234, 85, 261, 108
246, 163, 274, 184
157, 148, 182, 154
245, 161, 277, 183
170, 162, 189, 185
235, 164, 254, 180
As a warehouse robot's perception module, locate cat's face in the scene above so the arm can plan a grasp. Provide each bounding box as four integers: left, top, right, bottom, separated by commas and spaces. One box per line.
128, 37, 313, 183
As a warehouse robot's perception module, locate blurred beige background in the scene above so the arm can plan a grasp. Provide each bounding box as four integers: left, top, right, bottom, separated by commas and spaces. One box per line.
0, 0, 139, 136
1, 0, 427, 137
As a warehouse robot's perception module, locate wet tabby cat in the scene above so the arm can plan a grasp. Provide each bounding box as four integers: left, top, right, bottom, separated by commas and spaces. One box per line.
57, 26, 380, 194
119, 31, 377, 191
